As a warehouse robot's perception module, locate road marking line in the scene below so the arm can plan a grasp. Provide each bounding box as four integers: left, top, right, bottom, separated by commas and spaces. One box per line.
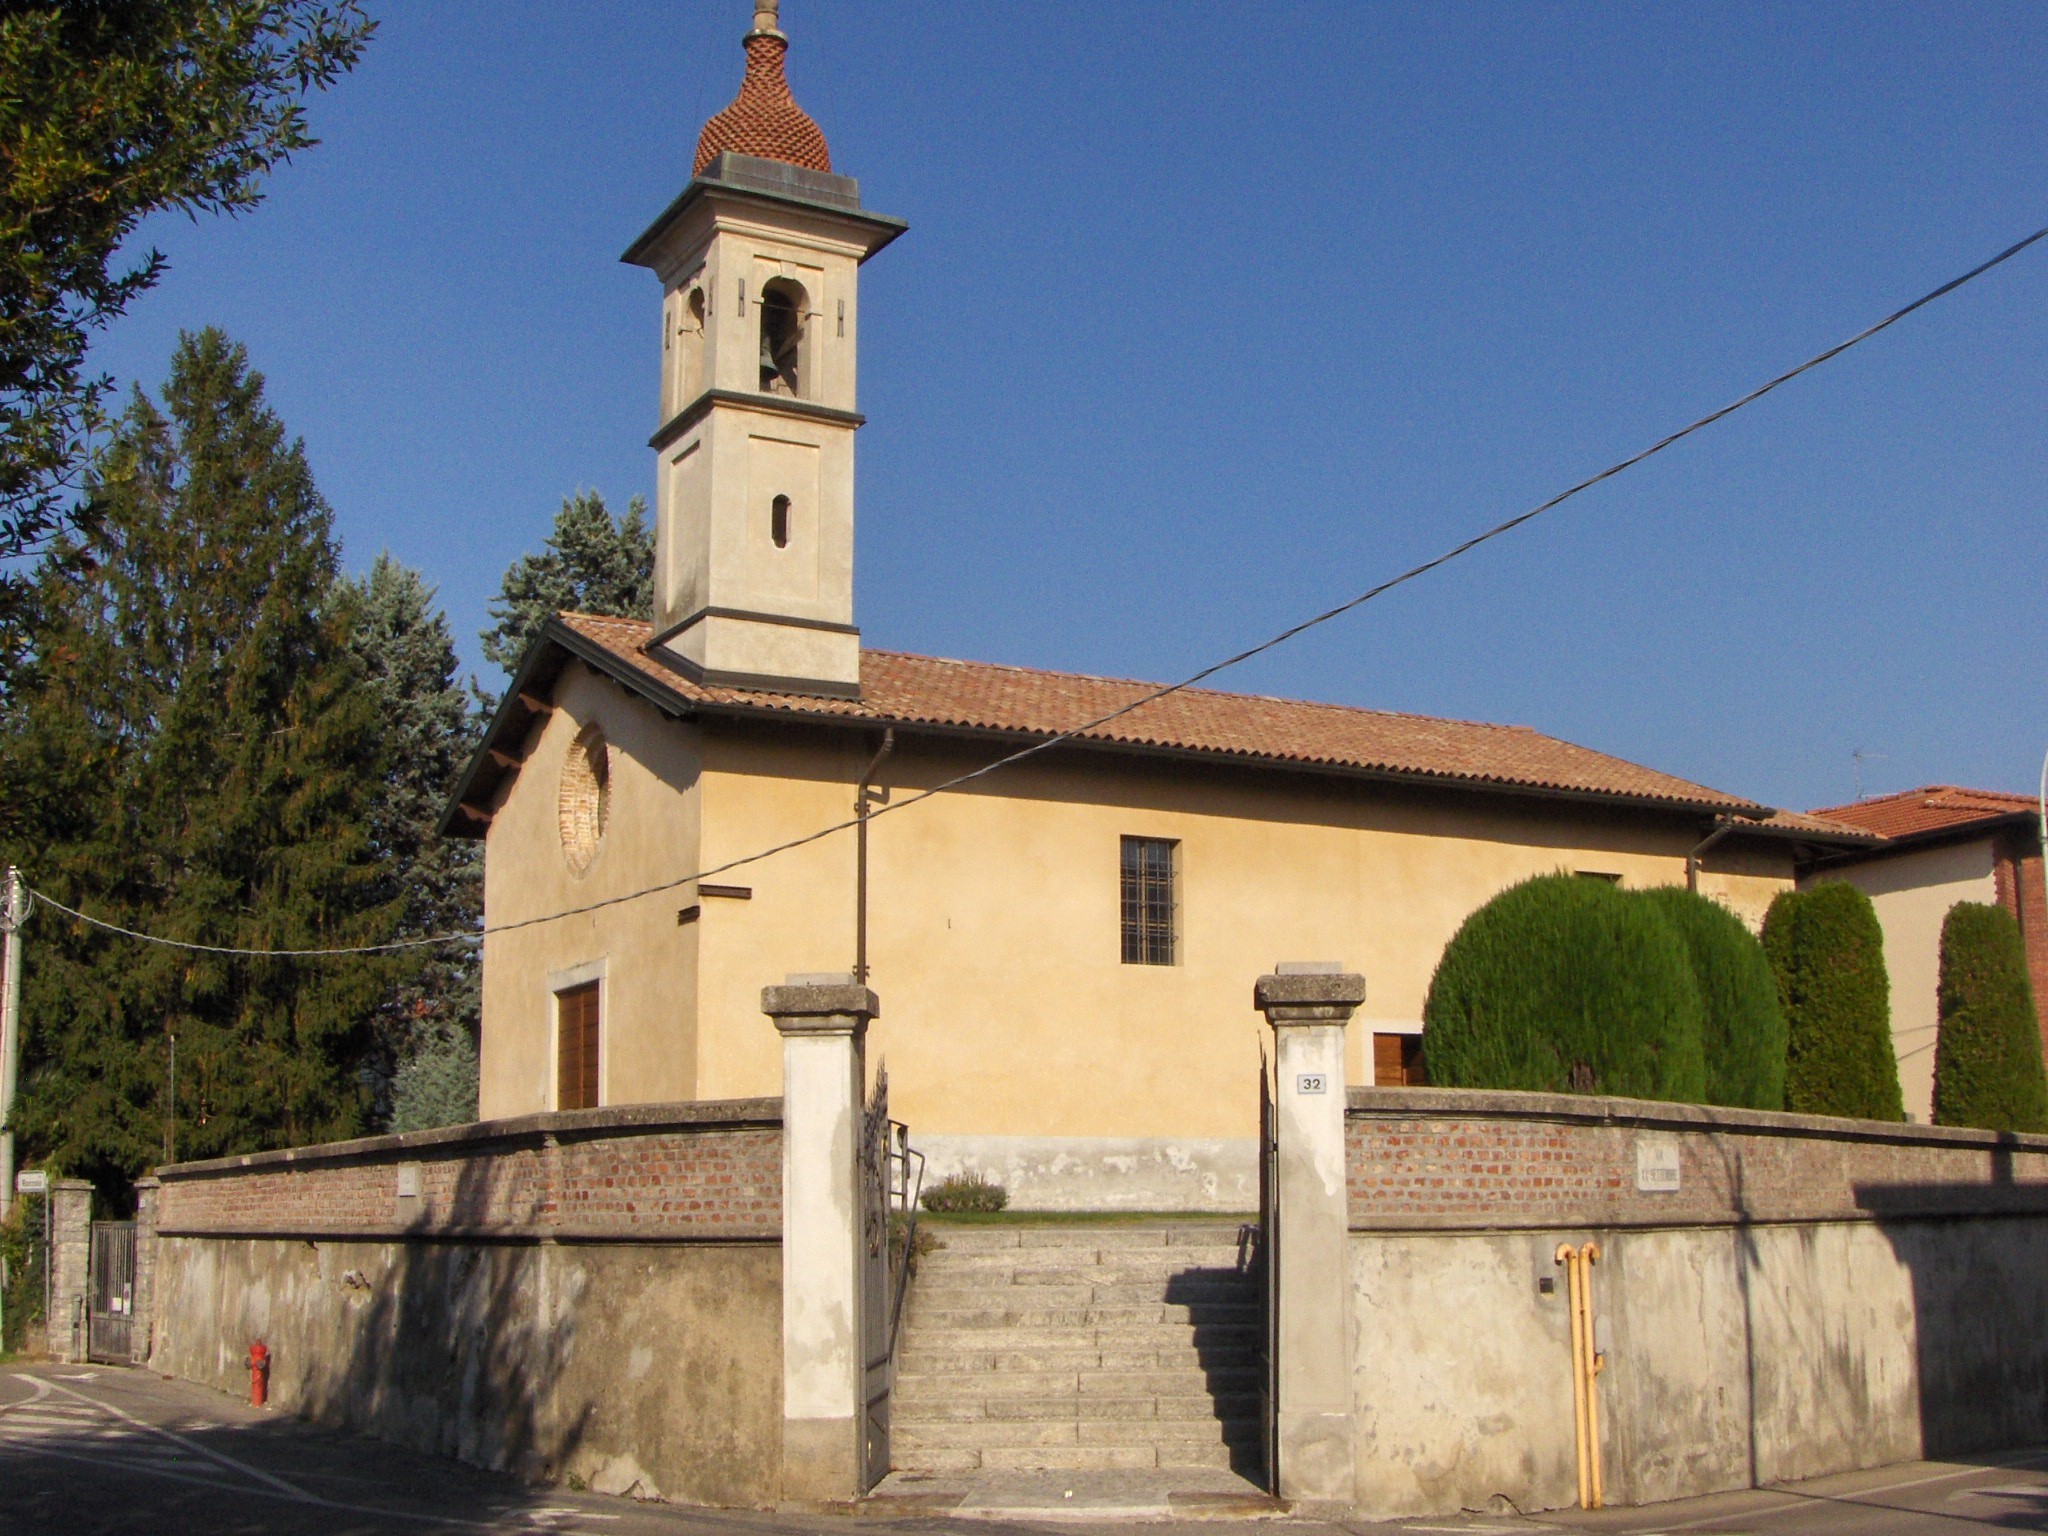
39, 1376, 312, 1500
13, 1377, 595, 1533
1640, 1450, 2048, 1532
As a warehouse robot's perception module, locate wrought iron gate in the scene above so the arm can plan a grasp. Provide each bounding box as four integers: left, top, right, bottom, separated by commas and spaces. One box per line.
1258, 1048, 1279, 1493
858, 1064, 926, 1491
87, 1220, 136, 1364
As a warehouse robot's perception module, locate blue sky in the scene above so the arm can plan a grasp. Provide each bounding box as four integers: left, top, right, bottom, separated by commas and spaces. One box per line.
91, 1, 2048, 813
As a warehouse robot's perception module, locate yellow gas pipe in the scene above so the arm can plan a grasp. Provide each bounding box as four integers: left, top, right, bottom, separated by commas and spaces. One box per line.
1555, 1241, 1605, 1509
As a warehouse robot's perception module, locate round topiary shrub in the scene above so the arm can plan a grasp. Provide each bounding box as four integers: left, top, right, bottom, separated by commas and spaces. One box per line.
921, 1172, 1008, 1214
1761, 882, 1904, 1122
1932, 902, 2048, 1133
1637, 887, 1787, 1110
1423, 873, 1707, 1102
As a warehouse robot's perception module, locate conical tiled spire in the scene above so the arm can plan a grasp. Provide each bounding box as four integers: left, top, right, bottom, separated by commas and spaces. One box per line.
693, 0, 832, 176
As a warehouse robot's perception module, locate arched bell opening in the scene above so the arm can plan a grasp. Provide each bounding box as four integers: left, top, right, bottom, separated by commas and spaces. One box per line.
758, 278, 809, 397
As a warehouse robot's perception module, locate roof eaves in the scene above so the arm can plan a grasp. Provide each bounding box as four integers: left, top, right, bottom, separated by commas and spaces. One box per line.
679, 694, 1775, 821
437, 619, 702, 840
1802, 810, 2040, 869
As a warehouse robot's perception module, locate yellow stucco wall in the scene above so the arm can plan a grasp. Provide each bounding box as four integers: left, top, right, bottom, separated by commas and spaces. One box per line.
478, 663, 705, 1120
478, 697, 1799, 1144
1810, 841, 1998, 1124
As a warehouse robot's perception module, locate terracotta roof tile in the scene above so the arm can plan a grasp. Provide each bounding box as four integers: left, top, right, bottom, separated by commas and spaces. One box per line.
693, 25, 830, 176
1811, 786, 2041, 841
555, 612, 1825, 821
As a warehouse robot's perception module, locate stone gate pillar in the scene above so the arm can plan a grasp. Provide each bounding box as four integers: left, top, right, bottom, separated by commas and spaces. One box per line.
1256, 963, 1366, 1510
46, 1177, 92, 1363
133, 1175, 160, 1366
763, 975, 876, 1503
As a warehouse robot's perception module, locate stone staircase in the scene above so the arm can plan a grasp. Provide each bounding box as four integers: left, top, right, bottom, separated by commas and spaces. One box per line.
890, 1222, 1266, 1477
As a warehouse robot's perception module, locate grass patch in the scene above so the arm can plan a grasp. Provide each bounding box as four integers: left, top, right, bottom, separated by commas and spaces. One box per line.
918, 1209, 1255, 1227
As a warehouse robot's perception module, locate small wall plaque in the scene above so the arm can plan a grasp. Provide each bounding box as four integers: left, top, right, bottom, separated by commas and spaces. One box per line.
396, 1163, 422, 1200
1296, 1073, 1328, 1095
1635, 1138, 1681, 1193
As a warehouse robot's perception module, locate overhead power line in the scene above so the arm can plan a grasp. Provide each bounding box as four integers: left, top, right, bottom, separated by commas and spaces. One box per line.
28, 219, 2048, 960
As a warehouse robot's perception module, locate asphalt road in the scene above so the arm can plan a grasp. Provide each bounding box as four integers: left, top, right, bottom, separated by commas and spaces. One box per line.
3, 1363, 2046, 1536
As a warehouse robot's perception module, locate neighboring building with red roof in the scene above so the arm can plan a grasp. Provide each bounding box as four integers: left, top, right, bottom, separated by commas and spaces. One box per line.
1802, 787, 2048, 1123
445, 6, 1872, 1209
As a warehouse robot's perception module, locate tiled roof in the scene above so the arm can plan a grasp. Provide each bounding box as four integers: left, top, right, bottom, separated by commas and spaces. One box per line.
544, 612, 1858, 828
693, 26, 830, 176
1811, 786, 2041, 842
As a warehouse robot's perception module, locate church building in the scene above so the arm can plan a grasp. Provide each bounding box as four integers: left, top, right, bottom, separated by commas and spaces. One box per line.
448, 3, 1870, 1208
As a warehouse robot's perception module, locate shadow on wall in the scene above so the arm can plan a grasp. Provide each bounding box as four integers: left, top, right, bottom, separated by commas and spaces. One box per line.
1856, 1149, 2048, 1463
299, 1153, 594, 1484
1160, 1228, 1266, 1483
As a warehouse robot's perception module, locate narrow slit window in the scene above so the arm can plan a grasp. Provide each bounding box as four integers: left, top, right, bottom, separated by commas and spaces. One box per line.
1120, 836, 1178, 965
557, 981, 601, 1110
771, 494, 791, 549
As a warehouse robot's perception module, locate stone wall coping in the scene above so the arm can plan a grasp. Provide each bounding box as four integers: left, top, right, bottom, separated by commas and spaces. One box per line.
49, 1177, 93, 1191
153, 1096, 784, 1181
1347, 1085, 2048, 1151
153, 1222, 780, 1245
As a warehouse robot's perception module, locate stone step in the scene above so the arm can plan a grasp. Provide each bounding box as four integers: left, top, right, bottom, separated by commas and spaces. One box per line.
894, 1392, 1263, 1425
895, 1416, 1258, 1452
904, 1301, 1261, 1329
893, 1365, 1262, 1401
908, 1279, 1254, 1311
918, 1248, 1249, 1275
903, 1322, 1260, 1351
896, 1343, 1262, 1375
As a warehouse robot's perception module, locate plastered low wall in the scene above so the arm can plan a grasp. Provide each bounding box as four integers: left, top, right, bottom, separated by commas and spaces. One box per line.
149, 1100, 785, 1507
915, 1134, 1258, 1211
1344, 1088, 2048, 1517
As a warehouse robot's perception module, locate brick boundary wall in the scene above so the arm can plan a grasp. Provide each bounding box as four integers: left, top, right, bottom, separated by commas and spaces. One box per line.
154, 1098, 781, 1244
1347, 1086, 2048, 1232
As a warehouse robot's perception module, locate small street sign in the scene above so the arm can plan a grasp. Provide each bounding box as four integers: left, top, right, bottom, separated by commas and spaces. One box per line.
15, 1169, 48, 1195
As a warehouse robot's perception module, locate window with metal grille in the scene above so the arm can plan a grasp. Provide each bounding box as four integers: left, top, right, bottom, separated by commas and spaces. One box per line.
1120, 836, 1178, 965
557, 981, 601, 1110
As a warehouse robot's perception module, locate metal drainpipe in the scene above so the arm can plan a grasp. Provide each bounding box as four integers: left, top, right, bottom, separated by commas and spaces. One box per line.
1686, 819, 1738, 893
855, 728, 895, 984
1556, 1241, 1607, 1509
1687, 809, 1781, 893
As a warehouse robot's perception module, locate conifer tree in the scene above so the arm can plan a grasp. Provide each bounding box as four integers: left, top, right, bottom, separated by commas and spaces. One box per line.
0, 329, 400, 1195
1761, 882, 1905, 1121
480, 490, 653, 673
345, 554, 481, 1130
1932, 902, 2048, 1133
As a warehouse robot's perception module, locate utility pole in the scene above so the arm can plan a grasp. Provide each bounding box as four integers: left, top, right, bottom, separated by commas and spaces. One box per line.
0, 867, 23, 1219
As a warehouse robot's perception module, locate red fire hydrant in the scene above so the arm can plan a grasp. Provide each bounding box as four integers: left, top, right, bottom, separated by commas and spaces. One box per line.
248, 1341, 270, 1408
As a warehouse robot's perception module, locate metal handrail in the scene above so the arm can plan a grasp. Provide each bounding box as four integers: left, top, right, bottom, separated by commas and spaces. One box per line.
886, 1122, 925, 1358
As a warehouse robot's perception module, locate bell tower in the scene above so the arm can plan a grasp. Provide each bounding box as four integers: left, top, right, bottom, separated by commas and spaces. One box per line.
623, 0, 904, 698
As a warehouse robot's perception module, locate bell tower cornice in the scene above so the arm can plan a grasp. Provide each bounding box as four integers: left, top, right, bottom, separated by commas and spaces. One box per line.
622, 155, 905, 277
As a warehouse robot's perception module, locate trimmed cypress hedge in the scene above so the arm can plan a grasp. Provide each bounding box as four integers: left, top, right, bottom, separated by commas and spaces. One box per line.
1423, 873, 1708, 1102
1761, 883, 1904, 1121
1932, 902, 2048, 1133
1638, 887, 1787, 1111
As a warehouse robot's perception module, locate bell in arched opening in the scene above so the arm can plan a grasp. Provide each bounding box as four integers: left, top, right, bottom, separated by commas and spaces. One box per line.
758, 281, 804, 396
